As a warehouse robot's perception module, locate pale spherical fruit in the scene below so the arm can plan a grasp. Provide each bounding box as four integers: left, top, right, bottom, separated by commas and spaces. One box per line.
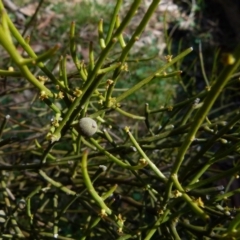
78, 117, 98, 137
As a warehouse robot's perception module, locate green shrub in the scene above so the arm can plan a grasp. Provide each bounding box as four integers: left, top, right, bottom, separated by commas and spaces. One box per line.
0, 1, 240, 239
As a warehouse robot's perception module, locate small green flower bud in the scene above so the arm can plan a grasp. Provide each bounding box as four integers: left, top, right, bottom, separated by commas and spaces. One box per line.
78, 117, 98, 137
